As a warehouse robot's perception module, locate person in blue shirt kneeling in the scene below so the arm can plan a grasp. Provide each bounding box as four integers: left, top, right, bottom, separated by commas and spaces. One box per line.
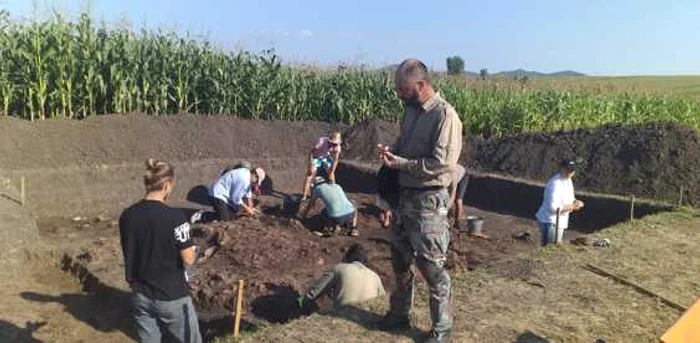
209, 165, 265, 221
299, 171, 359, 237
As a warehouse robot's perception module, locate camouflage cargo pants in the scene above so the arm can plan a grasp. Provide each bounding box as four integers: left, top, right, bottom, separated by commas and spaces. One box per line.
389, 187, 452, 333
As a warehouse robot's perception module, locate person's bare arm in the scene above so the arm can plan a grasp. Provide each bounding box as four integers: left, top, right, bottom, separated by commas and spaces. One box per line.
180, 246, 196, 266
329, 151, 340, 183
240, 198, 260, 217
560, 204, 577, 213
300, 196, 318, 218
560, 200, 584, 213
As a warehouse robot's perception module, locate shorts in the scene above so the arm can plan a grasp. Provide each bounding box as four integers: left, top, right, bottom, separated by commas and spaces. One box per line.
377, 166, 400, 209
309, 157, 334, 175
376, 197, 392, 211
322, 209, 355, 226
455, 174, 469, 202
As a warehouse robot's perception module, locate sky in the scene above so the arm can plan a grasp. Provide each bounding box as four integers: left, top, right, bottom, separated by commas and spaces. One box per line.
2, 0, 700, 75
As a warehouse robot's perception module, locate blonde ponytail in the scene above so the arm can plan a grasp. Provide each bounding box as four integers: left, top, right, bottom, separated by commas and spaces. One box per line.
144, 158, 174, 192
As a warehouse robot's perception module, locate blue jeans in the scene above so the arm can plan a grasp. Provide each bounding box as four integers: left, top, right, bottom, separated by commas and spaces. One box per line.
538, 221, 561, 247
131, 292, 202, 343
322, 209, 356, 226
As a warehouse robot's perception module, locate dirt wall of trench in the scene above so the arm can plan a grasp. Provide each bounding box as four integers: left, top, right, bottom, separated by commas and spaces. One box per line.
0, 115, 689, 229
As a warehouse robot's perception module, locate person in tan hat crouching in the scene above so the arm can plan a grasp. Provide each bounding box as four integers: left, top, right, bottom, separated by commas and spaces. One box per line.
301, 130, 343, 201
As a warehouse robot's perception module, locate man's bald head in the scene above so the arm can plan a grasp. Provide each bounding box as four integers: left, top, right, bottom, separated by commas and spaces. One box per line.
394, 59, 435, 107
395, 59, 431, 85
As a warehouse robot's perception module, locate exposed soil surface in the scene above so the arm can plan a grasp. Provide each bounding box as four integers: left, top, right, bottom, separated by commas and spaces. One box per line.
53, 191, 553, 340
471, 122, 700, 206
0, 211, 133, 343
0, 115, 333, 170
0, 115, 696, 342
2, 115, 697, 206
0, 259, 132, 343
341, 119, 400, 161
187, 194, 546, 322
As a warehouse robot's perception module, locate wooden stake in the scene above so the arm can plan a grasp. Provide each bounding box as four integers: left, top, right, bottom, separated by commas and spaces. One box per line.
583, 263, 686, 312
555, 208, 561, 244
233, 279, 245, 338
630, 195, 635, 222
20, 176, 25, 206
678, 186, 684, 208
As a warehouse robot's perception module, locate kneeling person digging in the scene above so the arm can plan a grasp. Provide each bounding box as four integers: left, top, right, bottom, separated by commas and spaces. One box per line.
208, 166, 265, 220
299, 174, 359, 237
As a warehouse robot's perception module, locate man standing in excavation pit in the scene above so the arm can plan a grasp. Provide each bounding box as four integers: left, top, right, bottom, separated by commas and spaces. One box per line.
376, 59, 463, 343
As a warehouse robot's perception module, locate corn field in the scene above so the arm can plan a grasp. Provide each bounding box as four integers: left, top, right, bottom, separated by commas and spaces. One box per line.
1, 10, 699, 136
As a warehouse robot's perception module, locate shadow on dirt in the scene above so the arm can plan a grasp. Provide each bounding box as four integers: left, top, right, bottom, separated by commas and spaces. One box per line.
198, 314, 260, 343
515, 331, 550, 343
187, 185, 212, 206
325, 305, 422, 342
0, 320, 46, 343
20, 290, 136, 340
259, 175, 274, 195
0, 193, 21, 206
335, 163, 377, 194
357, 203, 382, 220
250, 283, 318, 324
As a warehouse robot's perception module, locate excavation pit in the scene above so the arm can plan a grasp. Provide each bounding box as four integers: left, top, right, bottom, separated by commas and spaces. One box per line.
46, 160, 673, 340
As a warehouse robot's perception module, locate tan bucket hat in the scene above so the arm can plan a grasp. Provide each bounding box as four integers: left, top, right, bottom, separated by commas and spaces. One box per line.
328, 131, 342, 145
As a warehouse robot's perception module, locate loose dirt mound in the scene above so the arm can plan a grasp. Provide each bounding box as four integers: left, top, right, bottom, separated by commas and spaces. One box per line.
186, 194, 399, 324
473, 122, 700, 206
58, 191, 539, 329
342, 119, 400, 161
183, 192, 540, 323
0, 179, 38, 258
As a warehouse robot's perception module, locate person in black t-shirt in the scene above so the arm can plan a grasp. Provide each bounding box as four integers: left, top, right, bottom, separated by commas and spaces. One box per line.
119, 159, 202, 343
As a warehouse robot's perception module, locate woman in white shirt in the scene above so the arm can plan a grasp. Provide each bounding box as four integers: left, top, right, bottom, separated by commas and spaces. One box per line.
535, 159, 584, 246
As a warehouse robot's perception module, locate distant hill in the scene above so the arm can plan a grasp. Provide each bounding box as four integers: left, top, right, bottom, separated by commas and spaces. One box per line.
492, 69, 586, 78
548, 70, 587, 77
377, 65, 586, 78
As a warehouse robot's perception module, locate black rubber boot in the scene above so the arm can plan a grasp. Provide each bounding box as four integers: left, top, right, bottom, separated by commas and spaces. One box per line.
424, 329, 451, 343
376, 314, 411, 331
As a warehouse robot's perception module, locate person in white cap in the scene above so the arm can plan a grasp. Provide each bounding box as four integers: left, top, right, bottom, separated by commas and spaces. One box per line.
209, 165, 265, 220
302, 130, 343, 201
535, 159, 584, 246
